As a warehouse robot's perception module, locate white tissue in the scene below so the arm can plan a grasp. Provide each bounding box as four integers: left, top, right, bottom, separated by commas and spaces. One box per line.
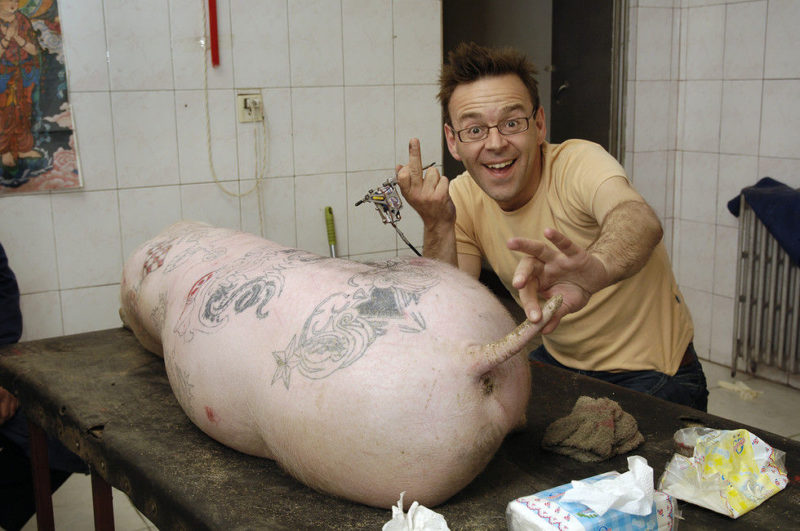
559, 455, 654, 516
382, 492, 450, 531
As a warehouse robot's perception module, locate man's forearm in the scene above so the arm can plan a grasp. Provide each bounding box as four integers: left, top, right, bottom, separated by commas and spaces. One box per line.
422, 223, 458, 268
587, 200, 663, 287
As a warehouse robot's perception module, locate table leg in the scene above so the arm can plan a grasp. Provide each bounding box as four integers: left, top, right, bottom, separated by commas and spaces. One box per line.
91, 468, 115, 530
27, 420, 55, 531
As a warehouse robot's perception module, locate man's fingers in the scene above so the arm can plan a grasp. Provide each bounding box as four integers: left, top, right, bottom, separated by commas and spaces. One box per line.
507, 237, 557, 263
544, 228, 580, 256
407, 138, 423, 174
511, 256, 544, 288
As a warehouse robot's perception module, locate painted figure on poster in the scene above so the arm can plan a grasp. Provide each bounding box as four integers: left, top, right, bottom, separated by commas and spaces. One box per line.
0, 0, 80, 193
0, 0, 41, 168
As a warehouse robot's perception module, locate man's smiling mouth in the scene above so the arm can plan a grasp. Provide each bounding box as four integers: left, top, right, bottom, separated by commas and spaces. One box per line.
486, 159, 515, 170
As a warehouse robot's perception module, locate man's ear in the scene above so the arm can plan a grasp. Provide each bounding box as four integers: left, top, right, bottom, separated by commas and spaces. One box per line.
444, 124, 462, 161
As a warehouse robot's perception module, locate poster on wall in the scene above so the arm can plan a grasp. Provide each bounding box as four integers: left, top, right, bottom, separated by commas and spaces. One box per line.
0, 0, 80, 195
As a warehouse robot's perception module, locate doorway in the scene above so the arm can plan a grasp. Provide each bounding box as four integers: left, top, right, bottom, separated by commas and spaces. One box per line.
441, 0, 627, 179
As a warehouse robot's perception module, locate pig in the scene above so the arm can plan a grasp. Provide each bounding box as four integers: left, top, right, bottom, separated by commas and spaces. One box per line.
119, 221, 560, 508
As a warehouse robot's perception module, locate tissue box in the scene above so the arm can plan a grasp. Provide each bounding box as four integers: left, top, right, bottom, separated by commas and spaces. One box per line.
506, 472, 677, 531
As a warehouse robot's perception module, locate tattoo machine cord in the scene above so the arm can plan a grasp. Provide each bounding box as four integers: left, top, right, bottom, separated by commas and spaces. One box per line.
354, 163, 435, 257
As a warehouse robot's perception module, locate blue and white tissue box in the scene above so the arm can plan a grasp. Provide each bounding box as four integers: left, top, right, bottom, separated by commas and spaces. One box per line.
506, 472, 677, 531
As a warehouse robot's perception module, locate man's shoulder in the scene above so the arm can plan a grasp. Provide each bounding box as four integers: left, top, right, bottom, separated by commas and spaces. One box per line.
549, 139, 611, 159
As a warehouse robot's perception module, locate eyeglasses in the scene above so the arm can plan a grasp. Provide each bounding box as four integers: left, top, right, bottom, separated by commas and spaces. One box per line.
453, 108, 537, 143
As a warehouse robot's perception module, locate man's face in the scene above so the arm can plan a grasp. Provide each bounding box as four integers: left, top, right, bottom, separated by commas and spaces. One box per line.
444, 74, 546, 211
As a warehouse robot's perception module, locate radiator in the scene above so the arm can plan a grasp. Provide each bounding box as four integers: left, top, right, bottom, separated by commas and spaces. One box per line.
732, 196, 800, 380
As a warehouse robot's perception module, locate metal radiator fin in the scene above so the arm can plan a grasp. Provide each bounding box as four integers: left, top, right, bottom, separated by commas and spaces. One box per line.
732, 196, 800, 379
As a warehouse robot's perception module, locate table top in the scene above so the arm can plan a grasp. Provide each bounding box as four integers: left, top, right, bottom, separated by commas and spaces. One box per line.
1, 328, 798, 530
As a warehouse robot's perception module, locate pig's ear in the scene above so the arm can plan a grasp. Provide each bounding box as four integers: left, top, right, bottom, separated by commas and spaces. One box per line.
470, 295, 562, 374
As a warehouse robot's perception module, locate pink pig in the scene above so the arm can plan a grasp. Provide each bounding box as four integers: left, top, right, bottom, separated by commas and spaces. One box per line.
120, 222, 559, 508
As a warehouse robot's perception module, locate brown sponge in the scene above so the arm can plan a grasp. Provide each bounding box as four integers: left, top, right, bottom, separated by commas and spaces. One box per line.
541, 396, 644, 462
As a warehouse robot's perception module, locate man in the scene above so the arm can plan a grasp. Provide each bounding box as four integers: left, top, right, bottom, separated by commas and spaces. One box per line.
397, 42, 708, 411
0, 242, 87, 531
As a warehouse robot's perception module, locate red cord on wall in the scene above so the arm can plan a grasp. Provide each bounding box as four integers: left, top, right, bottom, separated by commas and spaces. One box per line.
208, 0, 220, 67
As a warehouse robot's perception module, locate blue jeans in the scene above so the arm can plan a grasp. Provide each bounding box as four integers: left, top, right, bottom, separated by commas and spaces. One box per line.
530, 343, 709, 411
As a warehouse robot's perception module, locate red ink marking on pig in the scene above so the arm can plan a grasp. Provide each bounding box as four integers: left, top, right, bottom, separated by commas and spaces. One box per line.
143, 243, 172, 274
187, 271, 214, 302
205, 406, 219, 424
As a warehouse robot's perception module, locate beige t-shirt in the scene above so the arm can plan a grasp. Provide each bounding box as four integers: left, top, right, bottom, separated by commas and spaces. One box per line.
449, 140, 693, 374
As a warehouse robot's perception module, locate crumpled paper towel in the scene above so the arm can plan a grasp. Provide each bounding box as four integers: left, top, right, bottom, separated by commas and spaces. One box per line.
559, 455, 654, 516
382, 492, 450, 531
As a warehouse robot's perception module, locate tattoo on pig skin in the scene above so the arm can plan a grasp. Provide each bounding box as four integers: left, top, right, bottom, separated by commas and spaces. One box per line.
271, 260, 437, 389
150, 292, 168, 333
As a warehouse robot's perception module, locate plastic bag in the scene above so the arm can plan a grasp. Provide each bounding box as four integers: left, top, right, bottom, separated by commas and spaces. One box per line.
658, 427, 788, 518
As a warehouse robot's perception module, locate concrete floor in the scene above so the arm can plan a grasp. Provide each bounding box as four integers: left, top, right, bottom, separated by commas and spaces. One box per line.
17, 360, 800, 531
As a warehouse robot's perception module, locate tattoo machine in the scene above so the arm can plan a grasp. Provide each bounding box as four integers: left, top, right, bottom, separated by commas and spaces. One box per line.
354, 163, 435, 257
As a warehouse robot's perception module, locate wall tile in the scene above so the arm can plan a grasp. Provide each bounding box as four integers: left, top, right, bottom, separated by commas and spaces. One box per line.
680, 151, 718, 224
51, 190, 122, 289
685, 5, 725, 80
175, 89, 238, 185
61, 284, 122, 335
764, 0, 800, 78
717, 154, 758, 227
632, 150, 667, 220
345, 86, 395, 171
239, 177, 296, 247
294, 173, 348, 255
256, 89, 295, 178
104, 0, 174, 90
760, 80, 800, 159
347, 170, 400, 256
342, 0, 394, 85
289, 0, 344, 87
180, 182, 242, 230
633, 81, 672, 152
230, 0, 290, 88
680, 80, 721, 152
627, 7, 638, 81
677, 219, 715, 290
112, 92, 180, 188
723, 1, 767, 80
393, 0, 442, 84
291, 87, 346, 175
635, 8, 673, 80
171, 0, 234, 90
710, 294, 735, 366
118, 186, 182, 260
70, 92, 117, 191
719, 80, 762, 156
712, 224, 738, 298
0, 195, 58, 293
19, 291, 63, 341
394, 85, 443, 169
59, 0, 109, 92
757, 157, 800, 189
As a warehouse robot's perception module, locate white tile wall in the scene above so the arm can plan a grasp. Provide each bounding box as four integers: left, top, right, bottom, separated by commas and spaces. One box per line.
5, 0, 796, 368
764, 0, 800, 78
0, 0, 442, 341
627, 0, 800, 381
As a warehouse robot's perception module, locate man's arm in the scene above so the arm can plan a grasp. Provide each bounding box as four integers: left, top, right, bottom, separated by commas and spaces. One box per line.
509, 177, 663, 333
396, 138, 471, 271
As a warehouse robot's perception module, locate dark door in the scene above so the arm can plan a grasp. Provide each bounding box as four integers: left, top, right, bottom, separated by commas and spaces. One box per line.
442, 0, 622, 177
550, 0, 616, 152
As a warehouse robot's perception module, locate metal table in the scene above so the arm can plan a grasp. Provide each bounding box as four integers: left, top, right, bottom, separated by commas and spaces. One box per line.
1, 328, 798, 530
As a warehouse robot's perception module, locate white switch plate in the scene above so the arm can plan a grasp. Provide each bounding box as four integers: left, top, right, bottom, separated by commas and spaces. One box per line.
237, 93, 263, 123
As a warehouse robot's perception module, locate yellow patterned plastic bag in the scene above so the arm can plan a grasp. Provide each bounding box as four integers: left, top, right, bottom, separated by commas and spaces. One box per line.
658, 428, 788, 518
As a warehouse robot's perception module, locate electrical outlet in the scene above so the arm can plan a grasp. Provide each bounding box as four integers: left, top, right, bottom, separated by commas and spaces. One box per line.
237, 93, 264, 123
